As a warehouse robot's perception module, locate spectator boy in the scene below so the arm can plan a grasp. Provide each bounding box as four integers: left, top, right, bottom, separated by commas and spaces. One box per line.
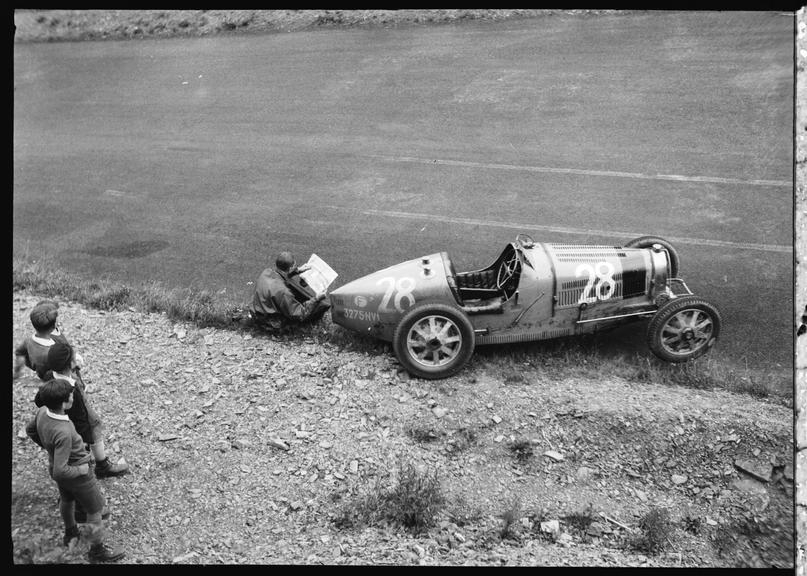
13, 300, 75, 380
26, 378, 125, 562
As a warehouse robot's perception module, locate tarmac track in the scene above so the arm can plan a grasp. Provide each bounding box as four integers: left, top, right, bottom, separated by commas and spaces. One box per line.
13, 12, 794, 371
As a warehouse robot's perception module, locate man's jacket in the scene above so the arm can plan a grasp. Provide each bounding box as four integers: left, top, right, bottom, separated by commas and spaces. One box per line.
248, 267, 320, 322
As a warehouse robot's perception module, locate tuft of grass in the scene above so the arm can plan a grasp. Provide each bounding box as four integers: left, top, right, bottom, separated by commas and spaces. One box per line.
681, 511, 702, 535
563, 502, 597, 533
497, 361, 529, 385
331, 461, 446, 535
499, 497, 522, 540
635, 506, 675, 554
445, 426, 478, 456
382, 462, 446, 533
406, 424, 442, 443
507, 437, 534, 463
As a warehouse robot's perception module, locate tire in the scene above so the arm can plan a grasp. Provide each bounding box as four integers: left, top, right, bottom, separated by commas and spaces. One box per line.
647, 296, 721, 362
392, 302, 475, 380
624, 235, 680, 277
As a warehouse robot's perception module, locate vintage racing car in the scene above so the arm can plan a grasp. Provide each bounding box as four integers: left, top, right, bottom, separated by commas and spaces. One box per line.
329, 234, 721, 379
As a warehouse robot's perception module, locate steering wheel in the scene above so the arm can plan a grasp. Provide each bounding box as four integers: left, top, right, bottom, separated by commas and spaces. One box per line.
516, 233, 535, 248
497, 249, 522, 290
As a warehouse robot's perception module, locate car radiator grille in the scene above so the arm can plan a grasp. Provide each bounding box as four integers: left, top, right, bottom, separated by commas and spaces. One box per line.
549, 245, 627, 261
557, 273, 627, 308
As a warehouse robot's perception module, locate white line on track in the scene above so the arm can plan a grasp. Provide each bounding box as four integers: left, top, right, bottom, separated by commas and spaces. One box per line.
369, 155, 792, 188
360, 208, 792, 254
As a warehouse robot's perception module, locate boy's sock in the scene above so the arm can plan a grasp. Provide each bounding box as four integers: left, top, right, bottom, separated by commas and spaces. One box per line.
63, 525, 80, 547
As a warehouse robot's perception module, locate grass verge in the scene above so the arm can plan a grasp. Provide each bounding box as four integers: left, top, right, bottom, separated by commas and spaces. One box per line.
13, 254, 791, 404
13, 256, 239, 329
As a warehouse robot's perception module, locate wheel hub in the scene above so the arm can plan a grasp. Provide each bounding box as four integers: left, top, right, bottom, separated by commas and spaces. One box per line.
407, 315, 462, 368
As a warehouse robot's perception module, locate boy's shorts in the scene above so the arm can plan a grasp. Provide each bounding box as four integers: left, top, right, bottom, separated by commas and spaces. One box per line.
57, 467, 105, 515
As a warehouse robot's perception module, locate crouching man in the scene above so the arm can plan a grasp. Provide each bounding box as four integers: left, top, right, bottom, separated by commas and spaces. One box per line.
26, 379, 125, 563
248, 251, 330, 330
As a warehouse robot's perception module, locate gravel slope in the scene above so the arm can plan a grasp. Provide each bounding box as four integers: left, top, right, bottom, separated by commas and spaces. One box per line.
11, 292, 793, 566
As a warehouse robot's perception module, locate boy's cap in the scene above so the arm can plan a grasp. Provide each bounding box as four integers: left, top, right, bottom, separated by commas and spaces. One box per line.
29, 301, 59, 330
47, 342, 73, 373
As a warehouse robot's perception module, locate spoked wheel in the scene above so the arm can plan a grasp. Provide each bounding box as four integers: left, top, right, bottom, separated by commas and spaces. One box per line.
392, 303, 475, 380
624, 235, 680, 277
647, 296, 721, 362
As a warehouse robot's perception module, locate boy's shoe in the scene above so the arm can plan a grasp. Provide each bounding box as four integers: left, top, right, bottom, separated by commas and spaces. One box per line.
75, 507, 111, 524
88, 543, 125, 563
95, 458, 129, 478
63, 525, 81, 547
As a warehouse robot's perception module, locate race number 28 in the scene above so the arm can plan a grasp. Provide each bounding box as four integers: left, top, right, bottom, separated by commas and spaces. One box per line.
378, 276, 416, 312
576, 262, 616, 304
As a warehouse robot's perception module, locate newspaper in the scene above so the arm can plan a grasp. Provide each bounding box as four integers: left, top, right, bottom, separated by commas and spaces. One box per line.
298, 253, 338, 297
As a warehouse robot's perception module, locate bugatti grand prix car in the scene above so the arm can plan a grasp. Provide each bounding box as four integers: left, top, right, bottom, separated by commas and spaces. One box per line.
329, 234, 721, 379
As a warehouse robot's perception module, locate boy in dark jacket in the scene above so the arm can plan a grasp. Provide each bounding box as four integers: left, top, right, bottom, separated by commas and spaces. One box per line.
14, 300, 75, 380
26, 379, 125, 562
15, 300, 128, 480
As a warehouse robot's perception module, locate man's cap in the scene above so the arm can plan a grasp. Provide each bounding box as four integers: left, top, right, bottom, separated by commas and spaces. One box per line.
47, 342, 73, 373
276, 251, 295, 272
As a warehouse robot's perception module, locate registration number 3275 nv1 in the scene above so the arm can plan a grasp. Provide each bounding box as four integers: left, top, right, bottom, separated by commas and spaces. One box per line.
343, 308, 381, 322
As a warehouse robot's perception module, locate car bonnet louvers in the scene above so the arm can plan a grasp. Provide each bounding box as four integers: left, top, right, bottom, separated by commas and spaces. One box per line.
546, 244, 648, 309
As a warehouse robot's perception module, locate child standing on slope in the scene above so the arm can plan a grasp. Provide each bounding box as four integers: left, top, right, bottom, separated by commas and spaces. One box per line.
26, 378, 125, 563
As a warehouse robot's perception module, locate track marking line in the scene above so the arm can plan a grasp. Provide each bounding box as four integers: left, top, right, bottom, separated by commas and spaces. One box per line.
369, 155, 792, 188
357, 208, 792, 254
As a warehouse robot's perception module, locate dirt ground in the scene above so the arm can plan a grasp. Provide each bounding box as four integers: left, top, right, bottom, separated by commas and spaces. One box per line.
11, 292, 794, 566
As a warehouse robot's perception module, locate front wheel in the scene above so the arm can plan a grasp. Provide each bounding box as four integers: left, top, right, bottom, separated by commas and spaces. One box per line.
647, 296, 721, 362
392, 303, 475, 380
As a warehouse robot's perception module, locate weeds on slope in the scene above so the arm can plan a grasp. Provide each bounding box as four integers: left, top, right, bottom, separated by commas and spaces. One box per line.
332, 460, 446, 534
13, 256, 239, 328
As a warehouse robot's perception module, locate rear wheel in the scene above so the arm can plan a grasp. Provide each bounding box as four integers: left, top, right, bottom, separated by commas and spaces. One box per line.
647, 296, 721, 362
392, 303, 475, 380
624, 235, 680, 277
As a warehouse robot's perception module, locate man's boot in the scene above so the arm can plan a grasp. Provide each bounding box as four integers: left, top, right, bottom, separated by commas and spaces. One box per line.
87, 543, 125, 563
95, 457, 129, 479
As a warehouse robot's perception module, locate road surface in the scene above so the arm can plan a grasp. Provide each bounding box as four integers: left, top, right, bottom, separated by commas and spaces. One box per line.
13, 12, 794, 371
